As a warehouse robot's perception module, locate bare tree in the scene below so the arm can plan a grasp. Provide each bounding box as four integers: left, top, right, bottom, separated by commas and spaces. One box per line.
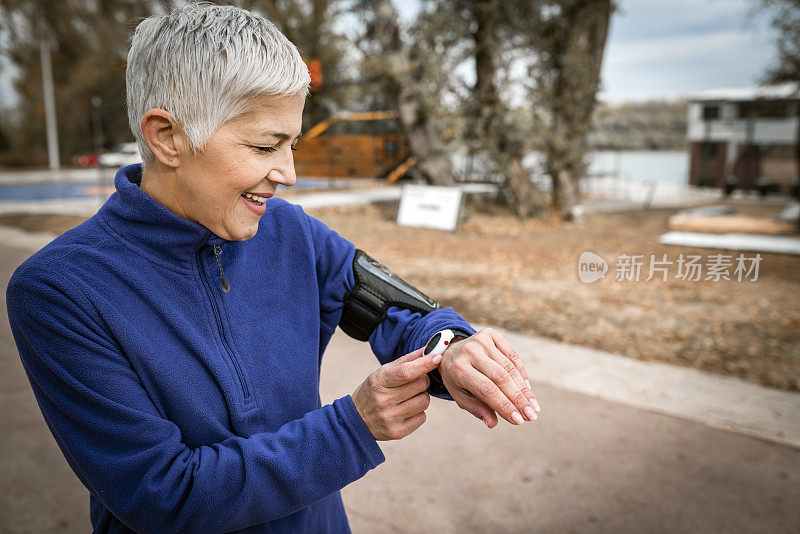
351, 0, 456, 185
534, 0, 614, 220
756, 0, 800, 183
0, 0, 152, 164
244, 0, 352, 130
417, 0, 612, 219
468, 0, 543, 218
0, 0, 354, 164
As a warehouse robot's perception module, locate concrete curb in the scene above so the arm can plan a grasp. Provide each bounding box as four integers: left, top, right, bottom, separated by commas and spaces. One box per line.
0, 225, 57, 252
489, 325, 800, 449
2, 226, 797, 450
290, 187, 401, 209
0, 198, 105, 217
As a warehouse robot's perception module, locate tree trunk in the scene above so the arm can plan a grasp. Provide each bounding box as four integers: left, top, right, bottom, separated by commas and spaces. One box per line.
370, 0, 454, 185
471, 0, 540, 218
552, 167, 581, 217
796, 97, 800, 181
398, 63, 455, 185
506, 156, 539, 218
795, 97, 800, 231
545, 0, 612, 220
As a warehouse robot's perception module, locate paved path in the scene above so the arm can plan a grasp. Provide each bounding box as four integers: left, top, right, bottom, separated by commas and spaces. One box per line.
0, 182, 504, 216
1, 229, 799, 533
0, 167, 117, 185
328, 335, 800, 534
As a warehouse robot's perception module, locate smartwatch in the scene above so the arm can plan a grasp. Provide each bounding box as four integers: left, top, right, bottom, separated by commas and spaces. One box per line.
424, 328, 471, 395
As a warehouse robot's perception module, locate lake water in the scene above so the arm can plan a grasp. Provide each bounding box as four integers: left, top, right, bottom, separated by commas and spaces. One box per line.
516, 149, 703, 206
586, 150, 689, 185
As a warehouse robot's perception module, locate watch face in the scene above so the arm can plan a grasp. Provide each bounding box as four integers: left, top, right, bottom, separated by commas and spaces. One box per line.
424, 332, 441, 355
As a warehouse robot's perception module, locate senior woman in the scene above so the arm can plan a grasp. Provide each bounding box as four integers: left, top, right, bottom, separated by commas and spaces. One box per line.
6, 3, 540, 533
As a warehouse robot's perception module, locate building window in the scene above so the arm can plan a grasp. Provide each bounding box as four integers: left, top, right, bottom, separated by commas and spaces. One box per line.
738, 100, 791, 119
703, 105, 720, 120
700, 142, 718, 160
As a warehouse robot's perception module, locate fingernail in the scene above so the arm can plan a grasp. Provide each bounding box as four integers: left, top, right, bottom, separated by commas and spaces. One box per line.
532, 398, 541, 412
511, 411, 524, 425
525, 379, 531, 390
524, 405, 537, 421
483, 417, 490, 428
432, 354, 442, 364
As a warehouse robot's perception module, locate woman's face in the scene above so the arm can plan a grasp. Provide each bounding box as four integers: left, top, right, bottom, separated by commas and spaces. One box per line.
174, 93, 305, 241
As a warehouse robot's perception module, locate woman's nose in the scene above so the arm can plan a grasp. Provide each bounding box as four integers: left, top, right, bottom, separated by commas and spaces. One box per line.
268, 148, 297, 187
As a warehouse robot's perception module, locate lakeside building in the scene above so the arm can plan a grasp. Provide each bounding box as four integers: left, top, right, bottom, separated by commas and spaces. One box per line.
687, 83, 799, 193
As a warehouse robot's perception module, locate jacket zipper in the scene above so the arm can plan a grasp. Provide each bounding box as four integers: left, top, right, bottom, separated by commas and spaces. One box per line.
213, 244, 230, 293
197, 245, 251, 400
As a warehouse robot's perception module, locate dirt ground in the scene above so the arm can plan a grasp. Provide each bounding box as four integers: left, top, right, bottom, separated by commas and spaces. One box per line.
308, 198, 800, 392
1, 197, 798, 391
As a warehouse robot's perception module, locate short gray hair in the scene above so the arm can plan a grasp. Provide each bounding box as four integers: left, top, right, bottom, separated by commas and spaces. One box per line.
126, 2, 310, 162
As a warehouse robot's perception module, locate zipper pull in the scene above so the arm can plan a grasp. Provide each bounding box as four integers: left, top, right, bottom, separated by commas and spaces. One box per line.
213, 244, 230, 293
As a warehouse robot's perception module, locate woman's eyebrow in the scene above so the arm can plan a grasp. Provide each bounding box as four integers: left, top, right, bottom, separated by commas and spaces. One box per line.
261, 131, 303, 141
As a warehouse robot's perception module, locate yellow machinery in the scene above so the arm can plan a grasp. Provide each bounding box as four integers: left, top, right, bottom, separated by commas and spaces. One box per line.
295, 111, 416, 181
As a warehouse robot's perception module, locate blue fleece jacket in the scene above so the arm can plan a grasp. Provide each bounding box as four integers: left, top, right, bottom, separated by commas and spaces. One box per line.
6, 163, 475, 533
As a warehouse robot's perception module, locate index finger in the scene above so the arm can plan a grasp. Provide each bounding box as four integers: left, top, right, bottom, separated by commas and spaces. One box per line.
382, 351, 440, 388
393, 346, 426, 364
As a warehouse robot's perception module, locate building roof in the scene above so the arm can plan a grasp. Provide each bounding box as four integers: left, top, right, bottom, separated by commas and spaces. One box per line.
690, 82, 799, 102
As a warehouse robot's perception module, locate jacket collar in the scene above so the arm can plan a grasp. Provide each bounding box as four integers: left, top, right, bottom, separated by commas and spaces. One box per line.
98, 163, 232, 270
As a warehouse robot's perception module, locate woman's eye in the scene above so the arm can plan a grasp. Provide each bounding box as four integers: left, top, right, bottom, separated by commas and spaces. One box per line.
251, 145, 297, 154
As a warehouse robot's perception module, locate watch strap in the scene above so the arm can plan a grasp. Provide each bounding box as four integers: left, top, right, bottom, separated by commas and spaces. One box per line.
427, 329, 471, 396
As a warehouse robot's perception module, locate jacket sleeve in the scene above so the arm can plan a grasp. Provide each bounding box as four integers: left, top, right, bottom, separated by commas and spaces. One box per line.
6, 266, 385, 534
302, 208, 476, 401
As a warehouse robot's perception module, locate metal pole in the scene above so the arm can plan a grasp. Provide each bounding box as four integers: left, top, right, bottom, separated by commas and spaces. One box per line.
91, 96, 104, 206
40, 41, 60, 170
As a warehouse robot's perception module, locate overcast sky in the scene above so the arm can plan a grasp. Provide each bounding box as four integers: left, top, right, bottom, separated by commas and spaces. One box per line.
597, 0, 778, 102
0, 0, 782, 108
397, 0, 780, 103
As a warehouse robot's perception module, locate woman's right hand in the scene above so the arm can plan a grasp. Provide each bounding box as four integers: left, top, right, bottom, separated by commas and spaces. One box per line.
351, 347, 442, 441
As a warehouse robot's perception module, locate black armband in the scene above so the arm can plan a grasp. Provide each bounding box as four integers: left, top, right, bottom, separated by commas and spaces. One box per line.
339, 249, 441, 341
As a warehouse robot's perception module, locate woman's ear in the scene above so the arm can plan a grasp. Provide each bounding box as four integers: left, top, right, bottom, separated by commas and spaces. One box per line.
141, 109, 182, 168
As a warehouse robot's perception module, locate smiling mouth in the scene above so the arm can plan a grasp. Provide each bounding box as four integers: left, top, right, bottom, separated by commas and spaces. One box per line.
241, 192, 272, 205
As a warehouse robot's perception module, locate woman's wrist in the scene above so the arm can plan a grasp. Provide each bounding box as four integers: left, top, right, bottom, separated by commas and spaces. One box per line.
428, 334, 469, 394
443, 335, 470, 355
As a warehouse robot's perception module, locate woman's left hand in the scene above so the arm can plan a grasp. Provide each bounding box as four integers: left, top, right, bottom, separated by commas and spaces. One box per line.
438, 328, 541, 428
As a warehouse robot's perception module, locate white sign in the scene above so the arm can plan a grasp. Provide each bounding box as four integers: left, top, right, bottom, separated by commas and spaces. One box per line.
396, 184, 464, 232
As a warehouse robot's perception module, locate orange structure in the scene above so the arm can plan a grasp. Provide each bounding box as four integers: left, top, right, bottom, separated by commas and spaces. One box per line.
293, 112, 413, 180
306, 59, 323, 91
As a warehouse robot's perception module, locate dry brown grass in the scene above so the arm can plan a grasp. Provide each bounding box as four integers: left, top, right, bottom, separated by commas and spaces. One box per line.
2, 197, 797, 391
